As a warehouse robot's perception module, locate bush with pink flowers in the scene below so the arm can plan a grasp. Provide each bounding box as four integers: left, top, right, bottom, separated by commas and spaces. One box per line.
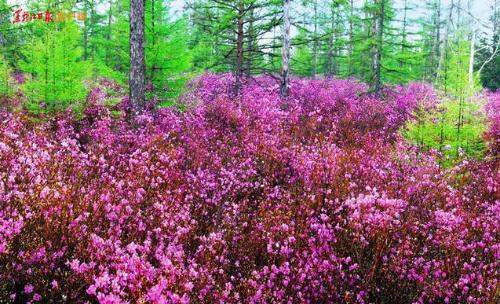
0, 74, 498, 303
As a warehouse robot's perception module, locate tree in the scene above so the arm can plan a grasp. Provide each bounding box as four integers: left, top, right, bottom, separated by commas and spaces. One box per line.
0, 54, 10, 97
370, 0, 385, 93
129, 0, 145, 109
188, 0, 282, 94
437, 0, 454, 92
281, 0, 291, 97
21, 21, 90, 114
325, 0, 346, 77
421, 0, 443, 81
291, 28, 314, 76
145, 0, 192, 103
476, 0, 499, 90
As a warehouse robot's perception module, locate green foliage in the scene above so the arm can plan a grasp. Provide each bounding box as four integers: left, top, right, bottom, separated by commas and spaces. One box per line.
291, 29, 314, 77
440, 38, 471, 96
145, 0, 192, 102
478, 53, 500, 91
476, 37, 500, 91
404, 97, 487, 163
102, 0, 130, 78
93, 58, 127, 86
0, 54, 11, 96
21, 20, 90, 114
405, 37, 486, 163
188, 0, 282, 76
0, 0, 495, 118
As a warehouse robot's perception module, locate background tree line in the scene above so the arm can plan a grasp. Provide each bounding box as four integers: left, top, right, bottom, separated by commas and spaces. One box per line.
0, 0, 498, 109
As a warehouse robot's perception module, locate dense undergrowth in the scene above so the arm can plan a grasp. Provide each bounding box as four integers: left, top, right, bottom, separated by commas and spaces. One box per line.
0, 74, 498, 303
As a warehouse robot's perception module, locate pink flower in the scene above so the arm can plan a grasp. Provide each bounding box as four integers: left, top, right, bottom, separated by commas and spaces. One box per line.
24, 284, 34, 294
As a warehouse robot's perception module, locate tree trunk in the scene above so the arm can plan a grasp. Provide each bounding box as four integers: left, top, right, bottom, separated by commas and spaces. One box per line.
327, 2, 336, 77
431, 0, 442, 79
91, 1, 96, 60
233, 1, 245, 96
83, 1, 89, 60
281, 0, 291, 97
400, 0, 408, 69
469, 30, 475, 91
130, 0, 146, 110
106, 0, 113, 66
371, 0, 384, 93
438, 0, 454, 87
312, 0, 318, 78
150, 0, 157, 84
348, 0, 354, 75
246, 7, 255, 75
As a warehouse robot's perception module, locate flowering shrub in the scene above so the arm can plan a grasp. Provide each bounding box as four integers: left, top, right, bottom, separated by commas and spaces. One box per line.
484, 91, 500, 157
0, 74, 498, 303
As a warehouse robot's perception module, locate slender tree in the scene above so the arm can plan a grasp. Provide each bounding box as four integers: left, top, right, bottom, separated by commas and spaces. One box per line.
438, 0, 454, 91
130, 0, 145, 109
235, 0, 245, 95
281, 0, 291, 97
371, 0, 385, 93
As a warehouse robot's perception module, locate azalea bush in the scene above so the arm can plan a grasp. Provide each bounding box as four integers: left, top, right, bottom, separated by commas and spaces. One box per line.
0, 74, 498, 303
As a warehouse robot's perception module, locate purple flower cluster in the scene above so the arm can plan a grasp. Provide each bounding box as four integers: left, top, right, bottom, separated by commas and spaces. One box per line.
0, 74, 497, 303
484, 91, 500, 156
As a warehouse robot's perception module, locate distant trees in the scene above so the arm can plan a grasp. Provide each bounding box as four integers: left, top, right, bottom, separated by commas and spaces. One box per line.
187, 0, 282, 95
0, 0, 497, 111
476, 0, 499, 90
421, 0, 442, 81
145, 0, 191, 102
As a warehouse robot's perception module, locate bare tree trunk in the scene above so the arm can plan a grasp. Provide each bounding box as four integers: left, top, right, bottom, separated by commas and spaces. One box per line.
478, 0, 499, 76
469, 30, 475, 91
234, 1, 245, 96
281, 0, 291, 97
130, 0, 146, 110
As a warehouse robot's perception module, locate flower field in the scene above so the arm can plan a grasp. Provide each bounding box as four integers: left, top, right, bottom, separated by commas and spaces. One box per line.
0, 75, 498, 303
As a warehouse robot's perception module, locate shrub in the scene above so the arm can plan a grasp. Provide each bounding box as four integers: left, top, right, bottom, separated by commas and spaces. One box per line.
0, 74, 497, 303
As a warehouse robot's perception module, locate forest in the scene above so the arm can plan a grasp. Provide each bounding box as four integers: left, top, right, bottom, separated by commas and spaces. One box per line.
0, 0, 499, 303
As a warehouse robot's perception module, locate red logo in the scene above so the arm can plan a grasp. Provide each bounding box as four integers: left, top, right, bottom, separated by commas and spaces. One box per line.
12, 8, 86, 24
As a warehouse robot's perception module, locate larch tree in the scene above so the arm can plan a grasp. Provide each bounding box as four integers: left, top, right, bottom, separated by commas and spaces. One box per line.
281, 0, 291, 97
370, 0, 386, 93
145, 0, 192, 102
476, 0, 499, 90
187, 0, 282, 95
129, 0, 145, 110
